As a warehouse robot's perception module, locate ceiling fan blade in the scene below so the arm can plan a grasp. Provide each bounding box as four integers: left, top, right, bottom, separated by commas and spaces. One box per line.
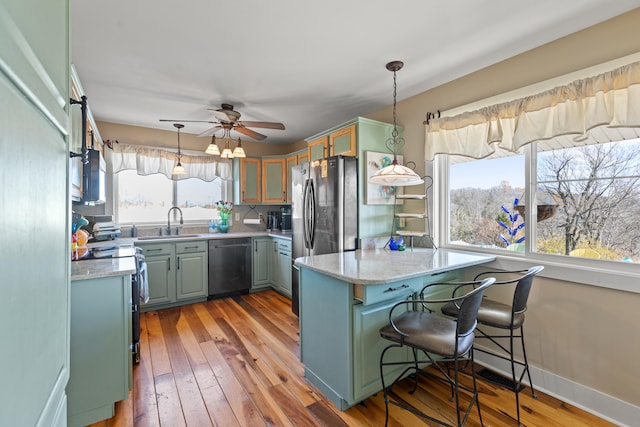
197, 125, 223, 137
234, 125, 267, 141
159, 119, 216, 123
238, 121, 285, 130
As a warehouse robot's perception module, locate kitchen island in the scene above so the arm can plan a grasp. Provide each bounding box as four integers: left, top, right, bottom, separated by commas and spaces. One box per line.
294, 248, 495, 410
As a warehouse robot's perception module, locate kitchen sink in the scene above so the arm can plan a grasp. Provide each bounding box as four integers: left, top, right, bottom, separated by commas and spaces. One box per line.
137, 234, 202, 240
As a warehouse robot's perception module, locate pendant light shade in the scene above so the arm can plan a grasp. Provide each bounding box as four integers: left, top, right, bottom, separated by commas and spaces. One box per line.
172, 123, 186, 175
369, 61, 423, 187
232, 138, 246, 158
206, 135, 221, 155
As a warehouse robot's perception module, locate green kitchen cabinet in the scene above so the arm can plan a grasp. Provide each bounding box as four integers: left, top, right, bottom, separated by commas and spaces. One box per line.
286, 154, 298, 203
329, 123, 357, 156
271, 238, 292, 297
238, 157, 261, 204
140, 243, 174, 306
252, 237, 271, 290
139, 240, 208, 311
308, 135, 329, 162
176, 241, 209, 300
262, 157, 286, 203
68, 274, 132, 427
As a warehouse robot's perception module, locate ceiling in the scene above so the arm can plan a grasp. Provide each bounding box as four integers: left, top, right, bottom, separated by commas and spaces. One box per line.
71, 1, 638, 145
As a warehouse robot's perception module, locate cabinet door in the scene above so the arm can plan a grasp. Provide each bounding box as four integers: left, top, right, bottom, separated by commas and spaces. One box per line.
278, 250, 292, 296
269, 239, 279, 285
329, 124, 356, 157
144, 255, 174, 306
286, 154, 298, 203
297, 150, 308, 166
252, 238, 271, 289
308, 136, 328, 161
352, 297, 409, 403
176, 252, 208, 300
240, 158, 261, 203
262, 158, 286, 203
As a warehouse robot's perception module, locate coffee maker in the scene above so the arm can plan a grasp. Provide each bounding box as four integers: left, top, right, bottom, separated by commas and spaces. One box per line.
280, 206, 291, 231
267, 211, 280, 230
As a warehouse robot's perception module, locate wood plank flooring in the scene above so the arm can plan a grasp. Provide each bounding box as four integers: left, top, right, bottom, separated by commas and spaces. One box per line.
89, 290, 615, 427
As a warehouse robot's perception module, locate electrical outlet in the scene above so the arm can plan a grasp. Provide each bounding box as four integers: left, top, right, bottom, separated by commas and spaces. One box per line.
235, 213, 240, 221
398, 218, 406, 228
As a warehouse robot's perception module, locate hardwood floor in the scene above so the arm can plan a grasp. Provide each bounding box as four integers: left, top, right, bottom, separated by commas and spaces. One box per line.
89, 290, 614, 426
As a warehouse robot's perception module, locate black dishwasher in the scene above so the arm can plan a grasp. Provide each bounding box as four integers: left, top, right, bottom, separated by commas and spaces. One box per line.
208, 238, 252, 299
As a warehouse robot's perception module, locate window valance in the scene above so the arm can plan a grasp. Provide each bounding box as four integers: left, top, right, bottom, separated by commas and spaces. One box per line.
425, 61, 640, 160
110, 143, 232, 181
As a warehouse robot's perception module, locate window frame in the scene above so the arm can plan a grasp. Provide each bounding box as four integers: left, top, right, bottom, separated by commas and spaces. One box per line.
433, 144, 640, 294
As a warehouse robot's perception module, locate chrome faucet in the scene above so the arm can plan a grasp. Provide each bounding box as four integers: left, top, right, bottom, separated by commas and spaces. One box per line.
167, 206, 184, 235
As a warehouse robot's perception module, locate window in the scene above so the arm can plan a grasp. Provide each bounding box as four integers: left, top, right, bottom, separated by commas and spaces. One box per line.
116, 170, 228, 225
443, 138, 640, 264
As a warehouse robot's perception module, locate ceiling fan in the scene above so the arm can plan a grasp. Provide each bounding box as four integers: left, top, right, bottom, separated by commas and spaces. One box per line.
160, 103, 285, 141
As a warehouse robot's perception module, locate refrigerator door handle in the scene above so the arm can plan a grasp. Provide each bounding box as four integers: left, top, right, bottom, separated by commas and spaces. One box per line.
308, 179, 316, 249
302, 178, 311, 249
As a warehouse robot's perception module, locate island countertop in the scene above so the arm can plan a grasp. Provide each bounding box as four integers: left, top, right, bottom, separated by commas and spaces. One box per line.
294, 248, 496, 285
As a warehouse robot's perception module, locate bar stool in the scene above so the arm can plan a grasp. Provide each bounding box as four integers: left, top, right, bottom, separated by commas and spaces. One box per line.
379, 277, 495, 426
441, 266, 544, 426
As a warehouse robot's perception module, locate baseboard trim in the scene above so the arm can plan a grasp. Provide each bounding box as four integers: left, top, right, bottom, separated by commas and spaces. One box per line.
474, 351, 639, 427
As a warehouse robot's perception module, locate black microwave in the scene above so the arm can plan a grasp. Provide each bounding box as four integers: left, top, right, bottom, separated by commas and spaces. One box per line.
82, 148, 106, 204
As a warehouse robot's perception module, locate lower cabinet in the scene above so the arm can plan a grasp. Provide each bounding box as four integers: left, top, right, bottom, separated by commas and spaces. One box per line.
252, 237, 271, 291
139, 240, 208, 311
251, 236, 292, 297
67, 274, 132, 427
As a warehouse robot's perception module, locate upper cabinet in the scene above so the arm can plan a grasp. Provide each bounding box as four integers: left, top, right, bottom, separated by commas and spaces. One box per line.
329, 124, 357, 156
239, 158, 261, 204
262, 157, 286, 203
286, 155, 298, 203
307, 136, 328, 162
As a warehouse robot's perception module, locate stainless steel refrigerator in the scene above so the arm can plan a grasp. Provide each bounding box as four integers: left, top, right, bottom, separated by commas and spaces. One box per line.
291, 155, 358, 315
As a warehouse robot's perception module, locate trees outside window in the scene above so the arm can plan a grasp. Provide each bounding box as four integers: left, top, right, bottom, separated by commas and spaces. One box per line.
446, 138, 640, 263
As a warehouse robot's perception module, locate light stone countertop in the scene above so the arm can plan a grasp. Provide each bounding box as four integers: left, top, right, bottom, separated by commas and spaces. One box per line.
132, 230, 292, 244
71, 256, 136, 281
294, 248, 496, 285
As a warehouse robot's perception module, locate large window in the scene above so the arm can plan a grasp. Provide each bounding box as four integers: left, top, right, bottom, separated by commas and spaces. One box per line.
445, 138, 640, 264
116, 170, 228, 225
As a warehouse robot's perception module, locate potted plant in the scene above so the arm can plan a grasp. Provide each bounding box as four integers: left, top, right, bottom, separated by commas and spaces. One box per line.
216, 200, 233, 233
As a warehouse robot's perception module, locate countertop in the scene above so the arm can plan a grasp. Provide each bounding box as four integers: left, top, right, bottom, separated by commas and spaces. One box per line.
71, 256, 136, 281
294, 248, 496, 285
131, 230, 292, 244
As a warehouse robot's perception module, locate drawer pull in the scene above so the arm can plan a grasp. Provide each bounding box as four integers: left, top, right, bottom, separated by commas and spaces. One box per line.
384, 284, 409, 293
146, 248, 163, 252
182, 246, 199, 250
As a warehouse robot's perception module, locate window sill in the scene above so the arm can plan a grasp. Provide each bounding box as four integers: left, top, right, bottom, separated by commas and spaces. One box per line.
443, 244, 640, 294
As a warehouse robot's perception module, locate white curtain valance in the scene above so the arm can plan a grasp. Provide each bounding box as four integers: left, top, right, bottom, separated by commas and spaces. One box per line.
110, 143, 232, 181
425, 61, 640, 160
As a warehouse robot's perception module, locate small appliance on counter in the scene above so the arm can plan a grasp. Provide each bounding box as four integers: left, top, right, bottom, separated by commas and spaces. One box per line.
267, 211, 280, 231
280, 206, 291, 231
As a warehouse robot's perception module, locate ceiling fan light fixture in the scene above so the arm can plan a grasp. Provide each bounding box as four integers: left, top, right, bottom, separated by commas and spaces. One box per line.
232, 138, 246, 158
172, 123, 187, 175
369, 60, 424, 187
206, 135, 221, 155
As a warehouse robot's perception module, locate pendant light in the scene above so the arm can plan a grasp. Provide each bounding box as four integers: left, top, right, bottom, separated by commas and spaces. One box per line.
369, 61, 424, 187
172, 123, 186, 175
